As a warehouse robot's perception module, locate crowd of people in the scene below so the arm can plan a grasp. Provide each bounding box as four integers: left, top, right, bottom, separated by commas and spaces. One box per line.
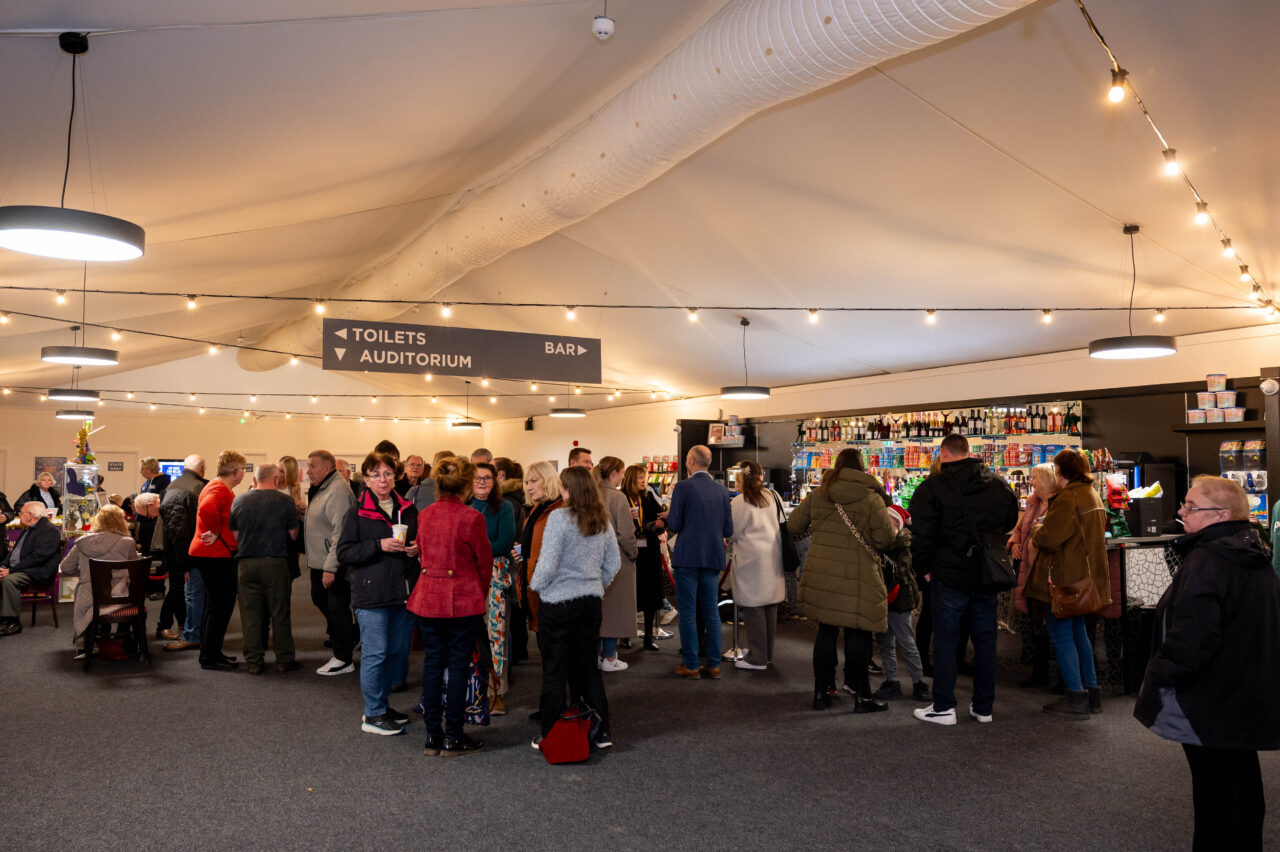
0, 434, 1276, 845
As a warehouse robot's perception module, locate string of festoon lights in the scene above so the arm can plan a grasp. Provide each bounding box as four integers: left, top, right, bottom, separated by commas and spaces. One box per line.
0, 381, 683, 423
1072, 0, 1272, 314
0, 291, 1271, 336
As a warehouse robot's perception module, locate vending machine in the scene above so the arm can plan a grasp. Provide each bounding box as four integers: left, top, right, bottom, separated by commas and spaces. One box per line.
1220, 440, 1268, 526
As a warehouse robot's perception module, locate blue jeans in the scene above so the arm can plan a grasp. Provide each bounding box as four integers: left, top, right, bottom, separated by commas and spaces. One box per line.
354, 606, 415, 718
182, 565, 205, 643
1046, 613, 1097, 691
418, 616, 481, 739
674, 567, 722, 670
930, 580, 997, 715
599, 637, 617, 658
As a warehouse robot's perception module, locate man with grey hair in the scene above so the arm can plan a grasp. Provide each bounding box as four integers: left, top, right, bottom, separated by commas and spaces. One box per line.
662, 444, 733, 679
471, 448, 493, 465
132, 492, 166, 601
159, 454, 208, 651
231, 463, 301, 674
139, 456, 170, 497
307, 449, 357, 676
0, 502, 63, 636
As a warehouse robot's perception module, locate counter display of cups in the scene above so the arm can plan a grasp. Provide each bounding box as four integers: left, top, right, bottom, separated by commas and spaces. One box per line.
1206, 408, 1226, 423
1215, 390, 1237, 408
1196, 391, 1217, 409
1186, 409, 1207, 424
1206, 374, 1227, 392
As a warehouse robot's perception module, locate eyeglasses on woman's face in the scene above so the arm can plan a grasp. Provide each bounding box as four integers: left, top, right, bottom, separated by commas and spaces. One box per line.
366, 469, 396, 480
475, 474, 494, 484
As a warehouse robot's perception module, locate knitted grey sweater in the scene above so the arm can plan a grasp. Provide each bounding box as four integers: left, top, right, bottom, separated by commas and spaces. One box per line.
529, 509, 621, 604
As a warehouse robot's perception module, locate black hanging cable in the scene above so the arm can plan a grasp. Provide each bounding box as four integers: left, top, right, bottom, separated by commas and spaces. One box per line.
740, 318, 750, 385
60, 51, 78, 208
1127, 230, 1137, 336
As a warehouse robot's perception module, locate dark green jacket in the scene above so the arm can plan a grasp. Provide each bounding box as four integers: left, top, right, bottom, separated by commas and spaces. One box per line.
787, 468, 894, 632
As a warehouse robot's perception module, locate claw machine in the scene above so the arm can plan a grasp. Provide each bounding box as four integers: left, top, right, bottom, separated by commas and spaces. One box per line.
1220, 440, 1267, 526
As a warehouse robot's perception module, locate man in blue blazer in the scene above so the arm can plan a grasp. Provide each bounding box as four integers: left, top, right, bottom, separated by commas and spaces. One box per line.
0, 502, 64, 636
662, 445, 732, 678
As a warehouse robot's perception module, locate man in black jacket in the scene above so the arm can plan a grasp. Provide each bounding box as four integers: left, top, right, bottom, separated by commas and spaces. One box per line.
230, 463, 300, 675
0, 502, 64, 636
158, 455, 208, 651
908, 433, 1018, 726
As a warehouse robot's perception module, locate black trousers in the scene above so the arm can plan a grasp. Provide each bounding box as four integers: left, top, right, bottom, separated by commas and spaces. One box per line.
916, 579, 971, 672
419, 616, 481, 740
538, 596, 610, 737
158, 556, 186, 630
813, 622, 872, 697
195, 556, 237, 665
1183, 744, 1265, 851
323, 572, 356, 663
309, 569, 336, 640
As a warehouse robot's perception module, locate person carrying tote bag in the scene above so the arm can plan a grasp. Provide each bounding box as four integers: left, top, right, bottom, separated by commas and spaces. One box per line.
1031, 450, 1111, 720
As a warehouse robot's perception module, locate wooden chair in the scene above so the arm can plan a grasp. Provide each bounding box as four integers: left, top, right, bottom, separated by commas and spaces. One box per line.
20, 576, 59, 627
84, 558, 151, 673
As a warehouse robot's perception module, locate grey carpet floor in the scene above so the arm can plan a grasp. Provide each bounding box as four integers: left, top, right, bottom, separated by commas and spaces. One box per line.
2, 582, 1276, 852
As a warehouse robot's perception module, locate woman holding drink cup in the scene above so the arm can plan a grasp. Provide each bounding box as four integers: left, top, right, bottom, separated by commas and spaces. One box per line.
336, 451, 420, 736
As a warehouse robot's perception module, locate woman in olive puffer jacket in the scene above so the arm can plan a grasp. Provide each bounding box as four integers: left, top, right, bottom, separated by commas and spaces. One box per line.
788, 448, 896, 713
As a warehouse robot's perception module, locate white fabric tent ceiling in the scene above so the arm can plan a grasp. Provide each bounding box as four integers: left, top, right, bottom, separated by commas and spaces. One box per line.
0, 0, 1274, 422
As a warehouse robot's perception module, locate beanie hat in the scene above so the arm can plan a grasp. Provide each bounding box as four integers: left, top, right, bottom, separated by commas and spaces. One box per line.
887, 504, 910, 527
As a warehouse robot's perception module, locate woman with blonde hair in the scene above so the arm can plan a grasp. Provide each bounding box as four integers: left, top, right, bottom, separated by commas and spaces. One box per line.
1008, 462, 1059, 689
518, 461, 564, 636
59, 504, 142, 650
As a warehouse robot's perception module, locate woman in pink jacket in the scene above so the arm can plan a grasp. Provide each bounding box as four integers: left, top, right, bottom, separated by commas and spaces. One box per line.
407, 456, 493, 758
1007, 463, 1058, 689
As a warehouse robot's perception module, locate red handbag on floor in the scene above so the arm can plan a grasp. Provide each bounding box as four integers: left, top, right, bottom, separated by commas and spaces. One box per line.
540, 704, 600, 765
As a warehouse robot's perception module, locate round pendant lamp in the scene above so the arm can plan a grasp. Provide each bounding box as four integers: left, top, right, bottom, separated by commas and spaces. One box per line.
549, 407, 587, 418
0, 33, 145, 263
41, 343, 119, 366
47, 387, 100, 403
1087, 225, 1176, 360
55, 409, 95, 420
719, 318, 770, 400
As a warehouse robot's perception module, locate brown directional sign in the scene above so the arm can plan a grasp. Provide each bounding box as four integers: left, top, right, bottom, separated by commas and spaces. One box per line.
321, 318, 602, 384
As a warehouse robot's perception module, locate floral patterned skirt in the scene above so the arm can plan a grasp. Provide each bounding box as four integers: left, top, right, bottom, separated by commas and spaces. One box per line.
487, 557, 512, 689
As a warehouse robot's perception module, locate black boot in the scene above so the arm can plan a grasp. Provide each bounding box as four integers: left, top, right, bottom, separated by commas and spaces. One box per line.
1050, 674, 1066, 695
812, 689, 832, 711
853, 694, 889, 713
1043, 690, 1090, 720
1087, 687, 1102, 714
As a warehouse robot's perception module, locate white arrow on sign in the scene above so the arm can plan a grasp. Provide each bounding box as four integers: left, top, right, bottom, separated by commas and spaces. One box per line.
333, 347, 346, 361
334, 328, 348, 340
577, 345, 587, 355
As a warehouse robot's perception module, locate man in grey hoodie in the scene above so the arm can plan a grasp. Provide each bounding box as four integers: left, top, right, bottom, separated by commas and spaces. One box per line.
306, 450, 357, 676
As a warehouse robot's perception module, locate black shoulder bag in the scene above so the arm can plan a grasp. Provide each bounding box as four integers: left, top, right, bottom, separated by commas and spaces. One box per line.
771, 491, 802, 574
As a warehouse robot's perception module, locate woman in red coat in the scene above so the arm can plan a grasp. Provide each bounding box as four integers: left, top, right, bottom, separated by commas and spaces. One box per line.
407, 456, 493, 757
190, 450, 245, 672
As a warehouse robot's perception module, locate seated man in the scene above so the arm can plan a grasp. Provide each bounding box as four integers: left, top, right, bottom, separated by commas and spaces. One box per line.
0, 502, 64, 636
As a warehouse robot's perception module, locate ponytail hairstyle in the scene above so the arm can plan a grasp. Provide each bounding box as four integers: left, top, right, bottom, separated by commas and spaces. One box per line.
596, 455, 625, 485
559, 466, 610, 537
818, 447, 865, 501
432, 455, 475, 497
737, 460, 768, 508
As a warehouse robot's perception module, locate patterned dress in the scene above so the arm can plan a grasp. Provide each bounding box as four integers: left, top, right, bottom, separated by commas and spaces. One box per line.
487, 556, 512, 689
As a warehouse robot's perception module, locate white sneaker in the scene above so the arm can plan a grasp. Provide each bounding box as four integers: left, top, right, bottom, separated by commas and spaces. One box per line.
655, 628, 672, 639
913, 706, 957, 726
316, 656, 355, 676
734, 659, 767, 670
661, 608, 678, 625
969, 703, 993, 723
598, 657, 629, 672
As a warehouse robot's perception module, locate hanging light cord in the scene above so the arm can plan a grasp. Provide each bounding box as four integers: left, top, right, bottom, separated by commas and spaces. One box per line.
1127, 230, 1136, 336
60, 51, 78, 208
741, 320, 750, 385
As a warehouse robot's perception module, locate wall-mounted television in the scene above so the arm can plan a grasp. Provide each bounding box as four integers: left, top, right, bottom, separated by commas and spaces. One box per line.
158, 460, 185, 482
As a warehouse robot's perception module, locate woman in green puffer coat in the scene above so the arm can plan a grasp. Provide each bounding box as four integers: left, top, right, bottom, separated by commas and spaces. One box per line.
788, 448, 896, 713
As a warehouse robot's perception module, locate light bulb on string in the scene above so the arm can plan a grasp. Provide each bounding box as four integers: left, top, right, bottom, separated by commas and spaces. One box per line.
1041, 309, 1053, 324
440, 305, 452, 318
808, 309, 819, 324
565, 306, 576, 321
198, 407, 205, 414
1240, 265, 1251, 282
188, 393, 196, 401
289, 356, 299, 366
186, 296, 197, 310
0, 312, 8, 324
424, 373, 432, 382
430, 396, 437, 403
1154, 309, 1166, 323
310, 396, 317, 404
208, 345, 217, 355
285, 413, 291, 419
1222, 238, 1235, 258
688, 308, 698, 322
530, 383, 538, 392
1194, 202, 1210, 226
1162, 148, 1179, 176
925, 309, 937, 325
324, 415, 330, 421
489, 396, 496, 404
481, 379, 489, 387
55, 291, 67, 305
110, 329, 121, 341
314, 301, 326, 315
1107, 68, 1128, 103
1251, 284, 1264, 302
548, 396, 556, 403
574, 386, 582, 394
126, 392, 134, 399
